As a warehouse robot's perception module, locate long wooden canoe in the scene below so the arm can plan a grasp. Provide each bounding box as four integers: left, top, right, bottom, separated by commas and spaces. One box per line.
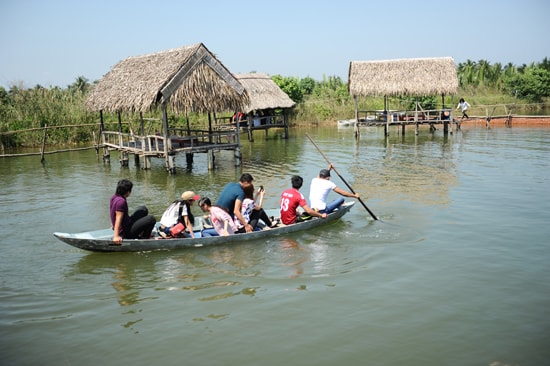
53, 202, 355, 252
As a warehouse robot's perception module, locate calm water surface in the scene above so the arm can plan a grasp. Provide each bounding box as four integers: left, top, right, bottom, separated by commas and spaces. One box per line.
1, 125, 549, 366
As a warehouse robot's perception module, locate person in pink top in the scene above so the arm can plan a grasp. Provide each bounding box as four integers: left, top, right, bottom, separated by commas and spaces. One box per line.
198, 197, 237, 237
280, 175, 326, 225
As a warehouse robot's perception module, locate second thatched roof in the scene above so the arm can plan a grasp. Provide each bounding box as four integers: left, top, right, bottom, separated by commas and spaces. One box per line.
86, 43, 248, 114
348, 57, 458, 97
235, 73, 296, 113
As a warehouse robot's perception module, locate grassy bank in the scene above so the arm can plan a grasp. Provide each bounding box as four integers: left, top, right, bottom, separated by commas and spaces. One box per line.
292, 88, 547, 126
1, 84, 548, 149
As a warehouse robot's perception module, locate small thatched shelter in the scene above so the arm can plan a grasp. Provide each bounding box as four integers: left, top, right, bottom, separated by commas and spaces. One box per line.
348, 57, 458, 98
231, 73, 295, 141
86, 43, 248, 114
348, 57, 458, 136
235, 73, 295, 113
86, 43, 250, 172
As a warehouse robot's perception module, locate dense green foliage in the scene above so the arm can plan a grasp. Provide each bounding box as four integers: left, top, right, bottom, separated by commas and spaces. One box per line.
1, 58, 549, 147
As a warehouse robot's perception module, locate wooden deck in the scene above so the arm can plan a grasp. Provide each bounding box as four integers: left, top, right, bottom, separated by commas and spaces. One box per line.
213, 115, 289, 141
347, 108, 456, 136
100, 128, 241, 173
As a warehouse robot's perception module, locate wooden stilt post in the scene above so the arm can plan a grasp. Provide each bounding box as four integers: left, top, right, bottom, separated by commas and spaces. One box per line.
142, 156, 151, 170
120, 151, 129, 167
353, 97, 360, 138
207, 149, 214, 170
162, 103, 172, 173
186, 153, 194, 166
167, 152, 176, 174
385, 96, 389, 137
100, 110, 110, 163
442, 93, 448, 135
235, 112, 242, 167
247, 112, 254, 142
283, 111, 289, 139
504, 106, 512, 127
40, 124, 47, 163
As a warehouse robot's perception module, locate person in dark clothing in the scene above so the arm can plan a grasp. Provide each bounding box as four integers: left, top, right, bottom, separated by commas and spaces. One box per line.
109, 179, 156, 244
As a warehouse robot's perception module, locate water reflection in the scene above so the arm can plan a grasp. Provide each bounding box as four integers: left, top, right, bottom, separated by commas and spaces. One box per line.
68, 253, 158, 307
274, 238, 306, 278
349, 129, 459, 205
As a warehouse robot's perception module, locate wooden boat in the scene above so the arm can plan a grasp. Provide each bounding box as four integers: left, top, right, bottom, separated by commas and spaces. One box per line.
337, 119, 357, 127
337, 116, 377, 128
53, 202, 355, 252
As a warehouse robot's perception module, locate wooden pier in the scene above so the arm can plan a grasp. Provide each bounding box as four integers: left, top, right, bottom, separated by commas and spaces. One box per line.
100, 127, 242, 173
348, 108, 457, 136
213, 112, 290, 142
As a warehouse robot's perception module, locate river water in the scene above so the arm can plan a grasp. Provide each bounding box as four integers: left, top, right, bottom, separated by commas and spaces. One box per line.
1, 124, 549, 366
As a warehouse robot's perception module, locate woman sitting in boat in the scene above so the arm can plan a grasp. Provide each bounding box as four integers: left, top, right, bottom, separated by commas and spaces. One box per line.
158, 191, 200, 238
110, 179, 156, 244
198, 197, 238, 237
235, 184, 276, 232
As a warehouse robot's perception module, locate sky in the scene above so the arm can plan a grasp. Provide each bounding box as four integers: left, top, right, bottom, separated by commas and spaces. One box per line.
0, 0, 548, 89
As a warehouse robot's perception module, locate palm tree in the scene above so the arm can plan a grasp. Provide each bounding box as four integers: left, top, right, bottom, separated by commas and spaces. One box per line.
69, 76, 89, 94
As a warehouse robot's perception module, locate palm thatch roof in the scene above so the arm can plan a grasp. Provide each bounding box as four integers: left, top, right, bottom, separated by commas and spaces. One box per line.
86, 43, 248, 113
348, 57, 458, 97
235, 73, 296, 113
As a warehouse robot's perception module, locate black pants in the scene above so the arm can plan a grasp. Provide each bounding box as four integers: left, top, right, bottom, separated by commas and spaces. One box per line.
127, 206, 156, 239
249, 208, 272, 228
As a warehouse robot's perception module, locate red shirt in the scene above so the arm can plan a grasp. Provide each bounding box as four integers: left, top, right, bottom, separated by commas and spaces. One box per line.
280, 188, 307, 225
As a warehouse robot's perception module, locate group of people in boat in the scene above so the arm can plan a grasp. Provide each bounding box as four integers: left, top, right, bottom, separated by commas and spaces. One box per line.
109, 167, 360, 243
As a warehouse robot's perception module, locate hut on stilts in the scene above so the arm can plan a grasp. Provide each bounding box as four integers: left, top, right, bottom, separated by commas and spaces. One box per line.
233, 73, 296, 142
86, 43, 249, 173
348, 57, 458, 137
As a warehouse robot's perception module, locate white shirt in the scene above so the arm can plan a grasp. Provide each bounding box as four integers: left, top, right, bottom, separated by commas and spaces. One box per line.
309, 177, 336, 210
235, 197, 255, 228
457, 101, 470, 112
160, 201, 189, 227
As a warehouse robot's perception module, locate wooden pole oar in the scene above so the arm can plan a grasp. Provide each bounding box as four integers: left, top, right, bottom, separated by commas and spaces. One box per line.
305, 133, 378, 220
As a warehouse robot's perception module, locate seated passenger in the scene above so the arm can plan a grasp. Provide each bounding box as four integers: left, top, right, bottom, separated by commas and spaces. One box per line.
309, 166, 359, 214
280, 175, 327, 225
235, 184, 276, 232
110, 179, 156, 244
198, 197, 237, 237
158, 191, 200, 238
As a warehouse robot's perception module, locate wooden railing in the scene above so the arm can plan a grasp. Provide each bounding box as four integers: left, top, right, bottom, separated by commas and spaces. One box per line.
356, 109, 454, 123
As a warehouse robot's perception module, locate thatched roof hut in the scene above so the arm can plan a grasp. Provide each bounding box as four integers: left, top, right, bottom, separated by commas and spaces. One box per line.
348, 57, 458, 97
235, 73, 296, 113
86, 43, 248, 114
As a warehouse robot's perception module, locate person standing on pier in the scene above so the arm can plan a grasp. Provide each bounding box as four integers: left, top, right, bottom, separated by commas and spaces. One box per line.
456, 98, 471, 120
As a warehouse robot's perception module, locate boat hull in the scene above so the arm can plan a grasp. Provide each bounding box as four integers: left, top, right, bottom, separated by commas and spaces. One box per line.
54, 202, 355, 252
